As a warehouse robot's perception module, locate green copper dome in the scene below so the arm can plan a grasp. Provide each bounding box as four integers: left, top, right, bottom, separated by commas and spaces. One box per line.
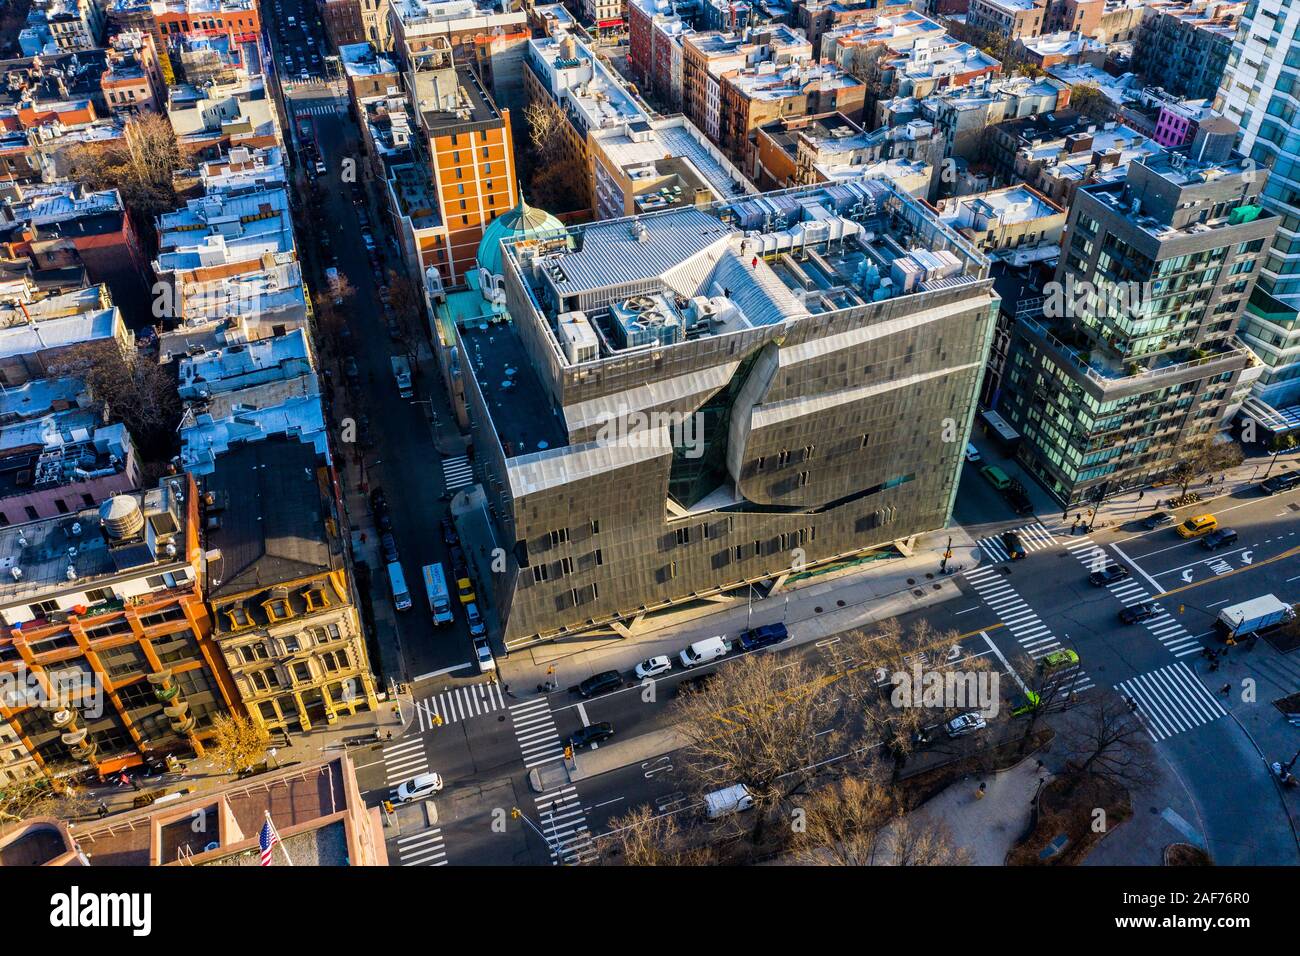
476, 195, 564, 278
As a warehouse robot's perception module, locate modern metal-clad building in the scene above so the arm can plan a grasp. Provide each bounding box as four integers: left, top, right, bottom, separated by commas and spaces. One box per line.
456, 177, 999, 647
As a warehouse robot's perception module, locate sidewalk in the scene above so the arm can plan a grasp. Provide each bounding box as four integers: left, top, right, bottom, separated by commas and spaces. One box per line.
1046, 448, 1300, 536
86, 694, 414, 819
500, 528, 982, 697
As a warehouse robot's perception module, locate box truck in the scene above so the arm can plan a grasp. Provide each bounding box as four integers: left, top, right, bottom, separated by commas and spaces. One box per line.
1216, 594, 1295, 641
391, 355, 413, 399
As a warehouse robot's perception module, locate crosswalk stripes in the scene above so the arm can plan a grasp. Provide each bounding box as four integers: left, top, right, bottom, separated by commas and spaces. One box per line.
1115, 661, 1227, 742
1064, 537, 1203, 657
416, 682, 506, 729
976, 522, 1058, 562
963, 565, 1063, 658
535, 785, 598, 865
380, 737, 428, 787
396, 827, 447, 866
508, 697, 566, 769
295, 104, 345, 116
442, 455, 474, 491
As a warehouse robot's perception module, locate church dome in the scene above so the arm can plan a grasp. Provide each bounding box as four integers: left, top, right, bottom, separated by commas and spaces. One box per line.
476, 196, 564, 278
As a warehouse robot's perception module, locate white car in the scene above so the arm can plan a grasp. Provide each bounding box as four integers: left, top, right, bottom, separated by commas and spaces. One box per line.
396, 772, 443, 802
634, 656, 672, 679
943, 713, 987, 738
473, 636, 496, 673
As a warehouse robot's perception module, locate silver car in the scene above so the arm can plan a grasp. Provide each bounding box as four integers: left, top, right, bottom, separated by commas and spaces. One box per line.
943, 713, 987, 738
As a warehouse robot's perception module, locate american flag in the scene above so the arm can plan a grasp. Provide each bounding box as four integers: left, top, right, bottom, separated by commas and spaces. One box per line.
258, 819, 279, 866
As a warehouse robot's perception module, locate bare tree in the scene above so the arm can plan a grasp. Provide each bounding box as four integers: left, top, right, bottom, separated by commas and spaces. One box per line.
523, 101, 564, 165
385, 268, 425, 362
672, 650, 843, 843
65, 113, 188, 240
838, 618, 997, 776
1059, 690, 1155, 795
600, 804, 717, 866
49, 343, 181, 461
208, 712, 270, 777
0, 765, 92, 824
792, 768, 970, 865
1168, 438, 1245, 498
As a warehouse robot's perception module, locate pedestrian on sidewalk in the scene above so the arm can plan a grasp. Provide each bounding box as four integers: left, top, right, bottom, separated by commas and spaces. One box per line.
96, 800, 108, 819
1220, 683, 1231, 696
1138, 491, 1144, 502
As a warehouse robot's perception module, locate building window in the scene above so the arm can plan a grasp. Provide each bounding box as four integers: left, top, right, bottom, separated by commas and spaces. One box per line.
24, 506, 38, 521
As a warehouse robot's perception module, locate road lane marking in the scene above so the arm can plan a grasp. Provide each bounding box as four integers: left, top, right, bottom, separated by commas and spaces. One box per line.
1109, 541, 1162, 594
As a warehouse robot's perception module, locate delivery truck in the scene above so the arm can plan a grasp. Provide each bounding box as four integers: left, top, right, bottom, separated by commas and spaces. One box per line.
1216, 594, 1295, 641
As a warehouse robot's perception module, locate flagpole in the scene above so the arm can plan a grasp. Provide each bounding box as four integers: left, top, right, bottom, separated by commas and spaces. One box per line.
266, 810, 294, 866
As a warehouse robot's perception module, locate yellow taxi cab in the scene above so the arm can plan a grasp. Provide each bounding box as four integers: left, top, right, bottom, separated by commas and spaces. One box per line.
1176, 514, 1218, 539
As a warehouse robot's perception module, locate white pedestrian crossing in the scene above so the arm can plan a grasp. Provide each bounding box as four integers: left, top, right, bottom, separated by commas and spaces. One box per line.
396, 827, 447, 866
294, 104, 344, 116
1064, 538, 1203, 657
1116, 661, 1227, 742
964, 566, 1064, 658
442, 455, 474, 491
535, 785, 598, 865
380, 737, 428, 787
416, 682, 505, 729
976, 522, 1058, 562
508, 697, 565, 769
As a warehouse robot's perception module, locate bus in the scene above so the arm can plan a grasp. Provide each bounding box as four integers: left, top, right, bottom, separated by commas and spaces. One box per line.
422, 563, 454, 625
387, 561, 412, 611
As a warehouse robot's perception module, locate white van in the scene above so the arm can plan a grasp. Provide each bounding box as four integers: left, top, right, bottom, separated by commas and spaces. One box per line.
679, 636, 728, 669
705, 784, 754, 819
387, 561, 411, 611
965, 443, 981, 463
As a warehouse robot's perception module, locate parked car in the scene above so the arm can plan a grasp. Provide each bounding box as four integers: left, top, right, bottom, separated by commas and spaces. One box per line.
1119, 601, 1159, 625
466, 603, 486, 639
965, 443, 981, 463
634, 656, 672, 679
1040, 649, 1080, 673
1261, 472, 1300, 495
944, 713, 987, 738
736, 622, 790, 651
1143, 511, 1174, 530
357, 414, 374, 449
576, 670, 622, 698
1089, 564, 1130, 586
396, 772, 443, 802
471, 633, 494, 668
675, 671, 717, 696
1003, 482, 1034, 516
370, 487, 389, 512
1177, 514, 1218, 538
568, 722, 614, 749
1000, 531, 1026, 560
343, 356, 360, 384
380, 533, 399, 564
1202, 528, 1239, 550
980, 465, 1012, 491
440, 517, 458, 546
457, 575, 476, 605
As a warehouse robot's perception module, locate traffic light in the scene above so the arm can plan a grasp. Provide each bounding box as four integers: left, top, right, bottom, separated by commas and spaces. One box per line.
510, 807, 521, 819
382, 800, 395, 814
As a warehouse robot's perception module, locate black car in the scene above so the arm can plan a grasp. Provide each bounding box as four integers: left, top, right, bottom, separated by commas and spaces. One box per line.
369, 487, 389, 512
568, 722, 615, 749
1261, 472, 1300, 495
675, 671, 717, 696
380, 533, 399, 564
576, 670, 622, 698
440, 517, 458, 546
1088, 564, 1130, 586
1201, 528, 1239, 550
1000, 531, 1026, 559
1003, 481, 1034, 516
1142, 510, 1174, 530
1119, 601, 1158, 625
357, 414, 375, 449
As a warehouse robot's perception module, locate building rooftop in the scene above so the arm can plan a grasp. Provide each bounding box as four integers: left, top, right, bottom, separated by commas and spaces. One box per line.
936, 185, 1064, 230
1142, 0, 1244, 38
69, 755, 381, 867
200, 437, 337, 599
390, 0, 520, 29
199, 145, 287, 195
528, 33, 649, 133
339, 42, 399, 78
177, 328, 314, 399
593, 115, 756, 207
0, 474, 190, 612
155, 187, 294, 274
169, 258, 307, 328
387, 162, 441, 231
1045, 64, 1138, 106
1019, 30, 1106, 58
